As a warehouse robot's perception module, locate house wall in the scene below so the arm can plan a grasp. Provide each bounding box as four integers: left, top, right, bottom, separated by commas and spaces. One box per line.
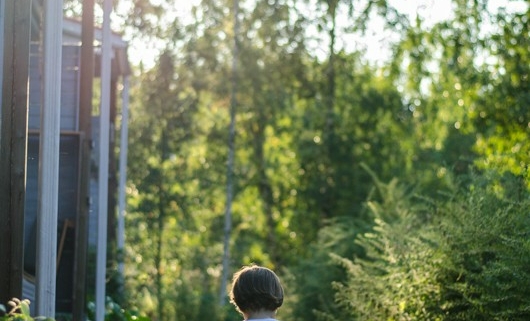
28, 44, 81, 131
23, 44, 82, 314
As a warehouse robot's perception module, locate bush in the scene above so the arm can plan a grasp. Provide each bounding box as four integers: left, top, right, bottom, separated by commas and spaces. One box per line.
332, 176, 444, 321
0, 298, 54, 321
87, 297, 151, 321
324, 172, 530, 320
437, 173, 530, 320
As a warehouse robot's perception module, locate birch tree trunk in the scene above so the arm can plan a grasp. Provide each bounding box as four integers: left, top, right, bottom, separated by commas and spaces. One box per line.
219, 0, 239, 306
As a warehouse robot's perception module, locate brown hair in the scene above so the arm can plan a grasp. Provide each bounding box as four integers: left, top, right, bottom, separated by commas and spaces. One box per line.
230, 264, 284, 314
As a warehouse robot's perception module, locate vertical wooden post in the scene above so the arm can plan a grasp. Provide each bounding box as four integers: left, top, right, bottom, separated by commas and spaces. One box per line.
0, 0, 4, 100
0, 0, 32, 306
73, 0, 94, 319
107, 76, 118, 245
35, 0, 63, 317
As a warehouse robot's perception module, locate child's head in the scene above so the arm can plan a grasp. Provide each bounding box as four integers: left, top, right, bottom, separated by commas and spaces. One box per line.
230, 264, 284, 316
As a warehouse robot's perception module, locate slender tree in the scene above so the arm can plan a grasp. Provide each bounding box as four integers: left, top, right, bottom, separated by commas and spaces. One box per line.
219, 0, 239, 306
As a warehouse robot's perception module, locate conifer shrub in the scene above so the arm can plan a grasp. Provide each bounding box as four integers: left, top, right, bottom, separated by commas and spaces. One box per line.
436, 172, 530, 320
331, 175, 445, 321
326, 171, 530, 320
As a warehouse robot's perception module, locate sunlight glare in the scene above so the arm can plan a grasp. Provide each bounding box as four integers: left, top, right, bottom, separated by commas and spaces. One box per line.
125, 0, 200, 69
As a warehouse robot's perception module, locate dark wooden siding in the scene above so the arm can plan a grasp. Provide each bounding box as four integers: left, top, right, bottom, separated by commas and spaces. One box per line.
23, 133, 80, 312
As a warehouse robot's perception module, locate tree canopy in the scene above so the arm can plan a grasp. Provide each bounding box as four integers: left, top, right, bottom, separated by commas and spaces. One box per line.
98, 0, 530, 320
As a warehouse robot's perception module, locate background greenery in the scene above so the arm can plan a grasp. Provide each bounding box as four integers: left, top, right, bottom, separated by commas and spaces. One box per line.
67, 0, 530, 319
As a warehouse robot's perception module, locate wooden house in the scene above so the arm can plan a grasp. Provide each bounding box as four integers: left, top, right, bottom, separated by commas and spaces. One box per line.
1, 1, 130, 319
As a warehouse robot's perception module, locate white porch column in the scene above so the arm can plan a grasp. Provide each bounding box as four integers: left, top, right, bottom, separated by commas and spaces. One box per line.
35, 0, 63, 317
95, 0, 112, 319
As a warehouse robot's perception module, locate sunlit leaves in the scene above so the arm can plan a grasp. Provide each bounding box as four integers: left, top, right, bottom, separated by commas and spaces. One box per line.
119, 0, 530, 320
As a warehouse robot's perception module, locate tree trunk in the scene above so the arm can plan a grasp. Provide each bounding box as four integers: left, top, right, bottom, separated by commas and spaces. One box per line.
219, 0, 239, 306
155, 131, 168, 321
322, 0, 337, 219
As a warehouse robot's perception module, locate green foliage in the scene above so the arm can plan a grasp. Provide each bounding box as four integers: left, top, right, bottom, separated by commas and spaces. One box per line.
325, 172, 530, 321
335, 234, 443, 320
0, 299, 53, 321
437, 173, 530, 320
126, 47, 224, 320
285, 215, 369, 321
321, 171, 444, 321
294, 55, 414, 250
0, 298, 149, 321
86, 297, 150, 321
472, 6, 530, 184
119, 0, 530, 320
390, 0, 529, 189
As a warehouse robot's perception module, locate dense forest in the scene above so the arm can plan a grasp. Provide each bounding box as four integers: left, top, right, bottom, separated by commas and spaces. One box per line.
79, 0, 530, 320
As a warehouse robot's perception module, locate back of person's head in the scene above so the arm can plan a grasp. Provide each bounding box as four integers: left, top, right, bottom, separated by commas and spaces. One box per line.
230, 264, 284, 314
